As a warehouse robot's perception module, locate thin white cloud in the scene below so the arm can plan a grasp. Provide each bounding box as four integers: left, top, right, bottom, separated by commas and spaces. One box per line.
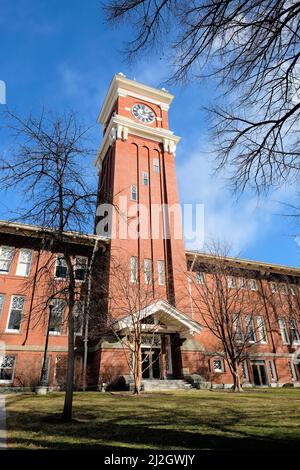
177, 138, 296, 255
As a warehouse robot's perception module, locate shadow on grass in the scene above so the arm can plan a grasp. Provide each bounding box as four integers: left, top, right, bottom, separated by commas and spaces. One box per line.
6, 404, 300, 451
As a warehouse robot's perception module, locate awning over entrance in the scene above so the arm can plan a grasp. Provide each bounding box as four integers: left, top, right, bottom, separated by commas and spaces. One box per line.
112, 299, 203, 338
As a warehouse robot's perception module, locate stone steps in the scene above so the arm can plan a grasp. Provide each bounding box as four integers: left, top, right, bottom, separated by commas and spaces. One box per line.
142, 379, 193, 391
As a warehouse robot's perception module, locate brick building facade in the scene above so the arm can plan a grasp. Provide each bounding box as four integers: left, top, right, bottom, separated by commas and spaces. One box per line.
1, 74, 300, 390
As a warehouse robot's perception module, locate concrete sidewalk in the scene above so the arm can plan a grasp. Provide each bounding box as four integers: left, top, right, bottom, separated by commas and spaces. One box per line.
0, 395, 7, 450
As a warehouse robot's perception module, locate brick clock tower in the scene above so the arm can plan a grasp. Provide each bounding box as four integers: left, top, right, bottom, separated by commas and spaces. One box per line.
94, 73, 201, 382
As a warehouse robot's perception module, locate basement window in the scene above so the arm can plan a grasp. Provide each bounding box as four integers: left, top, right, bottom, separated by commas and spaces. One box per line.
0, 355, 16, 383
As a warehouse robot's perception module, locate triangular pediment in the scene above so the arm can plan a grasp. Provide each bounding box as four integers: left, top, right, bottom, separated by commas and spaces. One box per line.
112, 299, 202, 337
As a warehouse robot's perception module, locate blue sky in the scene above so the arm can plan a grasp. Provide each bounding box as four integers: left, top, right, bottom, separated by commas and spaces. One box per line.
0, 0, 299, 267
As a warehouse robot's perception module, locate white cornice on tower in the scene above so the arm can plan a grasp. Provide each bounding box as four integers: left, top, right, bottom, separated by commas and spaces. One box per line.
94, 113, 181, 172
98, 73, 174, 126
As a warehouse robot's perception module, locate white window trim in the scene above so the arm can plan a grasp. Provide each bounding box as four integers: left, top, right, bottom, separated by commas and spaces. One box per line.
213, 358, 224, 373
49, 299, 66, 336
144, 259, 152, 285
250, 279, 258, 291
0, 355, 16, 384
142, 171, 149, 186
290, 286, 296, 296
268, 360, 277, 382
288, 361, 297, 382
0, 293, 4, 323
130, 256, 138, 283
245, 315, 256, 343
278, 317, 290, 345
153, 158, 160, 173
5, 295, 25, 333
256, 315, 268, 344
234, 314, 244, 343
74, 256, 88, 282
74, 301, 84, 336
157, 260, 165, 286
196, 272, 205, 284
130, 184, 137, 201
54, 254, 68, 280
242, 360, 249, 382
270, 282, 278, 294
289, 319, 300, 345
0, 245, 15, 275
227, 276, 235, 289
16, 249, 33, 277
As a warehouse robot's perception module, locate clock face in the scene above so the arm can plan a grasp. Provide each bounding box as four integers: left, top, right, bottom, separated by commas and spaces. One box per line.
132, 103, 155, 124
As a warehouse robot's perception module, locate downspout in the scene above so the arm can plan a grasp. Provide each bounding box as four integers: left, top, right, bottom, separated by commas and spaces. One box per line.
22, 244, 42, 346
82, 238, 100, 391
188, 254, 197, 320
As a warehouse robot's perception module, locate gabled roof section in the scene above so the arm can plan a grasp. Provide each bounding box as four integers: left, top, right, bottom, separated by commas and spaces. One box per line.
98, 73, 174, 126
112, 299, 202, 337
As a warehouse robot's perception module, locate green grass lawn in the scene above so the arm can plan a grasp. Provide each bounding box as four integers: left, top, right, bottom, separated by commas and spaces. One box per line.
4, 389, 300, 450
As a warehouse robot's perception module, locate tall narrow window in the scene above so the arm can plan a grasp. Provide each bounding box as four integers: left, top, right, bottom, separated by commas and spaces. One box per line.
130, 256, 138, 283
289, 319, 300, 344
239, 278, 247, 289
0, 246, 14, 274
280, 284, 288, 295
0, 356, 16, 383
6, 296, 25, 332
131, 184, 137, 201
268, 360, 277, 382
153, 158, 160, 173
74, 256, 88, 281
270, 282, 278, 293
73, 301, 83, 336
278, 317, 290, 345
196, 272, 205, 284
249, 279, 258, 291
157, 260, 165, 286
242, 361, 249, 381
256, 316, 267, 343
144, 259, 152, 285
234, 314, 244, 343
290, 285, 296, 296
49, 299, 65, 335
55, 255, 68, 279
227, 276, 235, 288
16, 249, 32, 276
142, 171, 149, 186
245, 315, 256, 343
288, 361, 297, 381
0, 294, 4, 322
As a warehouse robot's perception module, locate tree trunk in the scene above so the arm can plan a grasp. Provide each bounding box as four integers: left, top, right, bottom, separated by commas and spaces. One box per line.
62, 256, 76, 421
232, 362, 243, 392
133, 342, 142, 395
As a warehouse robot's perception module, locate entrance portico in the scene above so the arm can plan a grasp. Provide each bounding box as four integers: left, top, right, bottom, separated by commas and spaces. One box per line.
112, 299, 202, 380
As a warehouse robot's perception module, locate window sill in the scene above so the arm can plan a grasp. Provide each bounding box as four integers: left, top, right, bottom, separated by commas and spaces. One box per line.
0, 380, 13, 384
5, 330, 21, 334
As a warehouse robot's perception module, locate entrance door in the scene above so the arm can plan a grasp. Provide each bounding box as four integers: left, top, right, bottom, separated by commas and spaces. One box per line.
251, 360, 268, 386
142, 348, 161, 379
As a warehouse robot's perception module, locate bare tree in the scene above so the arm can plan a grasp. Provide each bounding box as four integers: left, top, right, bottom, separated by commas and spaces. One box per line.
188, 246, 268, 391
0, 109, 97, 421
106, 254, 167, 394
104, 0, 300, 194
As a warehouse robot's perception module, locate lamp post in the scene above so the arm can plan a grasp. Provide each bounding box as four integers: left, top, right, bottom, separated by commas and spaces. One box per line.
36, 303, 54, 394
